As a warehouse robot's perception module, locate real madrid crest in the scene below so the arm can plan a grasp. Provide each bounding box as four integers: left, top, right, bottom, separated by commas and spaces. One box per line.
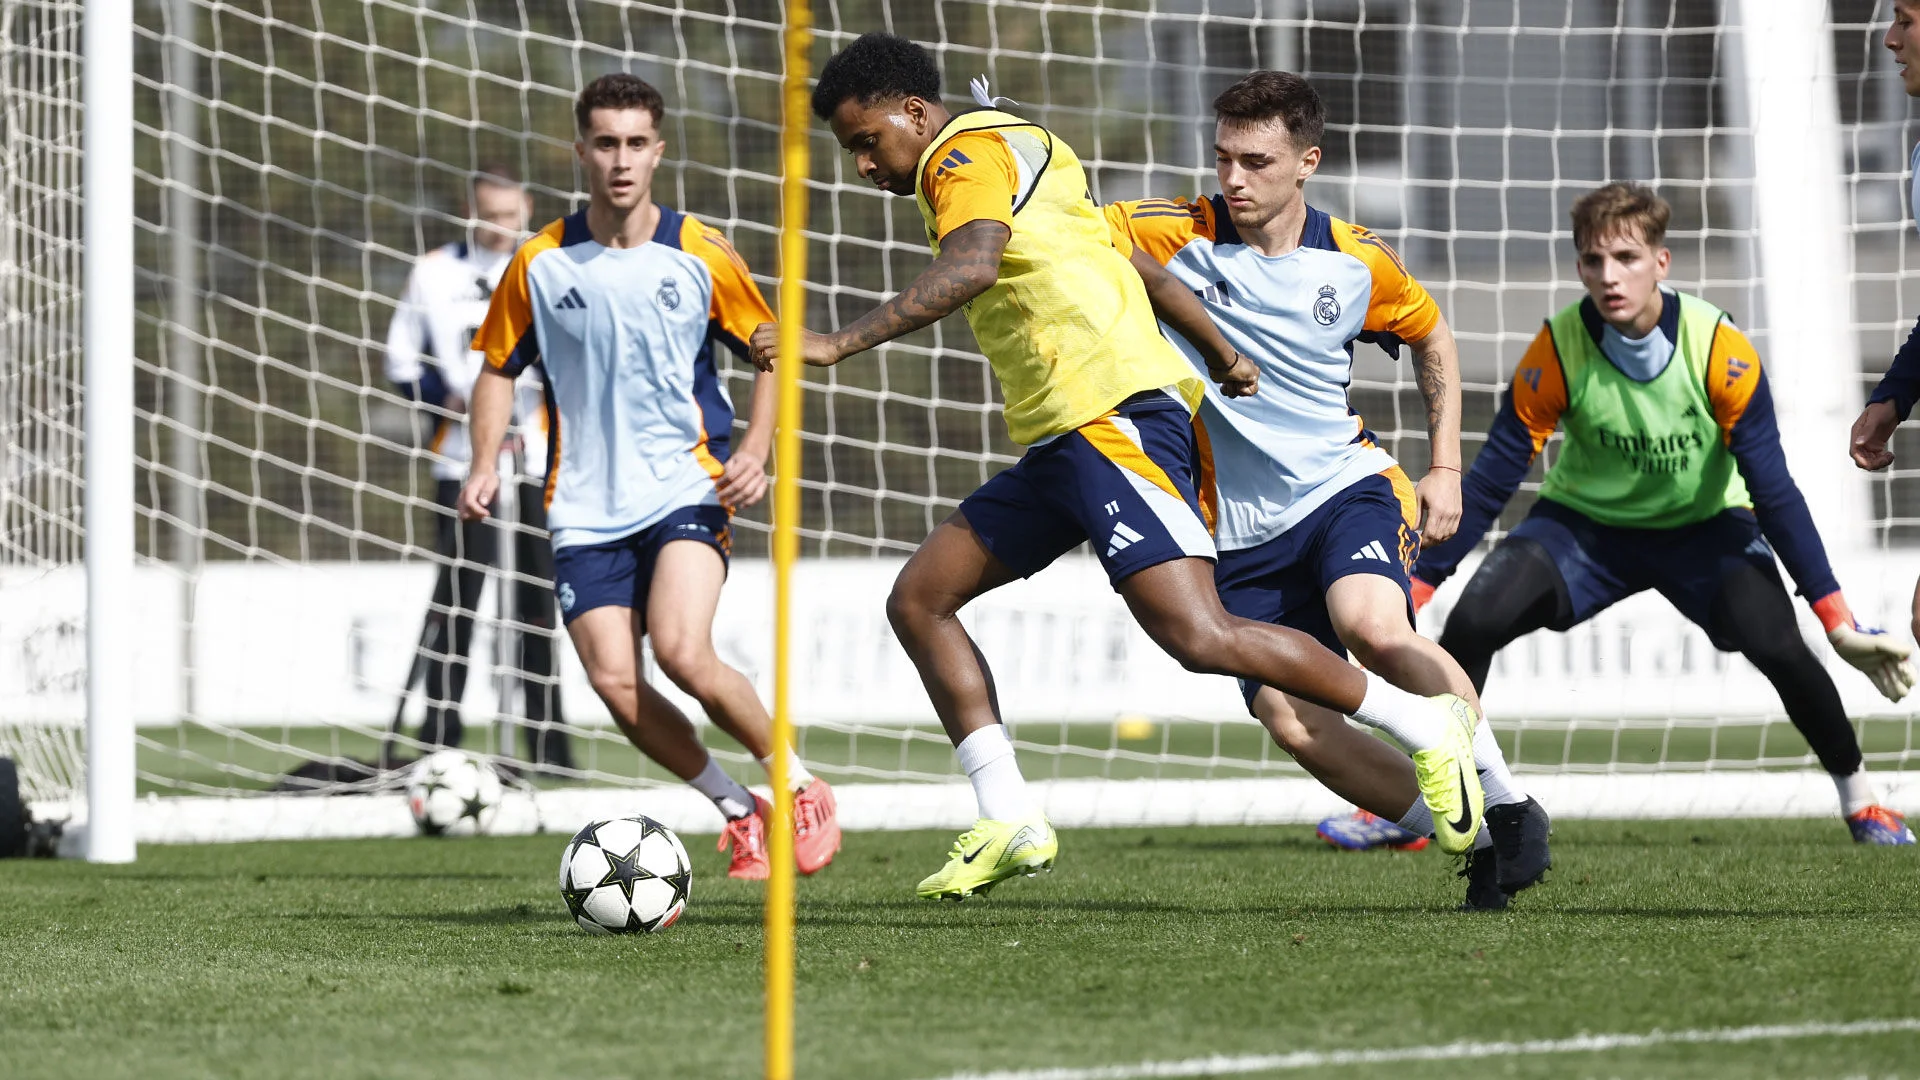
1314, 284, 1341, 326
656, 277, 681, 311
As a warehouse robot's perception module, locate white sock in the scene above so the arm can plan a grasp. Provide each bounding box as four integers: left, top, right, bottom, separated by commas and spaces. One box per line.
1395, 799, 1434, 837
1349, 672, 1447, 753
758, 746, 815, 793
1471, 717, 1525, 807
1393, 800, 1487, 850
689, 756, 757, 821
955, 725, 1035, 821
1834, 768, 1879, 817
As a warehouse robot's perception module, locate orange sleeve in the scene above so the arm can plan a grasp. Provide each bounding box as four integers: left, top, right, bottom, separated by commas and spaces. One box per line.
920, 131, 1020, 241
472, 218, 565, 376
1103, 196, 1214, 267
1705, 319, 1763, 446
1509, 325, 1567, 453
1102, 202, 1136, 259
1331, 218, 1441, 343
682, 216, 775, 355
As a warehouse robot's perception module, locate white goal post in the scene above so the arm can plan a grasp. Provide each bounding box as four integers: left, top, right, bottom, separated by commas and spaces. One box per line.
4, 0, 1919, 855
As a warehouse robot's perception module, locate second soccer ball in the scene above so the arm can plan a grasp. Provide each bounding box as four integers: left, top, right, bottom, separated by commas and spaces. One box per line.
405, 749, 502, 836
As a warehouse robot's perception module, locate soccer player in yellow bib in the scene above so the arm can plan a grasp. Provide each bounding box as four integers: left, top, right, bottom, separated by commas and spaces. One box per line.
751, 34, 1485, 900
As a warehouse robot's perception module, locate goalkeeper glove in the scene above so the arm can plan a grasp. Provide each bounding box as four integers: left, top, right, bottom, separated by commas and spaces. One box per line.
1814, 593, 1917, 703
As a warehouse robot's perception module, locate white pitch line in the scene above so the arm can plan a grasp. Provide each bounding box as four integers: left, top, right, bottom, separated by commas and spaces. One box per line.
924, 1018, 1920, 1080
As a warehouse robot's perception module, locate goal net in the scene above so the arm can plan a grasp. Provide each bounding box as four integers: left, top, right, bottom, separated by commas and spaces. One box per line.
6, 0, 1918, 849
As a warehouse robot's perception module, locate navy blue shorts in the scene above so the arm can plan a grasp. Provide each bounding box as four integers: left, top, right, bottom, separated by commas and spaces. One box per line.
1503, 498, 1776, 649
959, 390, 1216, 587
1214, 469, 1419, 706
550, 504, 731, 626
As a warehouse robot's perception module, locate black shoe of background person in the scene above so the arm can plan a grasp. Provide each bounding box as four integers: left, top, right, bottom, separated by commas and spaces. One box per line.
1458, 843, 1508, 911
1487, 796, 1552, 894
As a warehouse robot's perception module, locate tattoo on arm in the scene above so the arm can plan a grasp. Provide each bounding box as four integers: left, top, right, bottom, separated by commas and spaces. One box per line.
1413, 333, 1462, 467
836, 220, 1010, 357
1416, 346, 1449, 433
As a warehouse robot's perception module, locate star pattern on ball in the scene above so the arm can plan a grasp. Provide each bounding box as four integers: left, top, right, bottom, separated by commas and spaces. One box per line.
460, 792, 489, 822
561, 881, 595, 923
596, 842, 658, 903
661, 866, 691, 910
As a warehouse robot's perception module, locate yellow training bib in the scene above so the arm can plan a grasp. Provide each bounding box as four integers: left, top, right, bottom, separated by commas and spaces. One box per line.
913, 110, 1201, 445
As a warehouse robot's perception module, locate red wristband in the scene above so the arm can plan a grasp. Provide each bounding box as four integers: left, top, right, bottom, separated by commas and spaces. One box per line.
1811, 591, 1852, 634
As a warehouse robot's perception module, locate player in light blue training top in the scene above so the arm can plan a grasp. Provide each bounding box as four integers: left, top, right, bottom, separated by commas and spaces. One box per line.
1852, 0, 1920, 653
462, 73, 841, 882
1107, 71, 1549, 909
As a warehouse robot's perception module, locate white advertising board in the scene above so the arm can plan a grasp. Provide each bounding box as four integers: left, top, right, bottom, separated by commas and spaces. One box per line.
4, 552, 1916, 727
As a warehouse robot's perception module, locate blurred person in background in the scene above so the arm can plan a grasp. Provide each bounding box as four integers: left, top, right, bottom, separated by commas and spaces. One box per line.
384, 165, 573, 772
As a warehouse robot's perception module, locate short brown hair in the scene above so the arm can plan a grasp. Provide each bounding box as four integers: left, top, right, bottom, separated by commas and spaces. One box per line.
575, 73, 665, 135
1212, 70, 1325, 151
1570, 181, 1670, 250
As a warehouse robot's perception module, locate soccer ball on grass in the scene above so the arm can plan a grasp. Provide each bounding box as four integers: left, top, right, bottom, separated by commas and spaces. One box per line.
558, 815, 692, 934
405, 749, 502, 836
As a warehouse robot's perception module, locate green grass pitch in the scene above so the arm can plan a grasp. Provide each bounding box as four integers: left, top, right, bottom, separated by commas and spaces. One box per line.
4, 821, 1918, 1079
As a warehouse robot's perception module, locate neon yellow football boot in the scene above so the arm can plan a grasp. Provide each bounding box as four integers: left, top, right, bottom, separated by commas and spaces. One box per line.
1413, 693, 1485, 856
915, 816, 1058, 901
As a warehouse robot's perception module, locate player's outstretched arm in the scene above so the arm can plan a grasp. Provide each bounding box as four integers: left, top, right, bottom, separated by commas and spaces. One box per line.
1851, 313, 1920, 470
456, 369, 515, 521
748, 219, 1010, 371
1125, 247, 1256, 398
1711, 325, 1916, 700
1409, 315, 1464, 542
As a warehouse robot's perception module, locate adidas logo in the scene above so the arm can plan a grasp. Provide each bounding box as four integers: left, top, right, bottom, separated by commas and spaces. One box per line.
1350, 540, 1393, 563
554, 286, 587, 310
1105, 521, 1146, 557
1681, 403, 1701, 419
935, 147, 973, 177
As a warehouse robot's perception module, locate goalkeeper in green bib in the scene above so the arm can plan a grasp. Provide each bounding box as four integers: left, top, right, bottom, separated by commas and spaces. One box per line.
1408, 182, 1918, 845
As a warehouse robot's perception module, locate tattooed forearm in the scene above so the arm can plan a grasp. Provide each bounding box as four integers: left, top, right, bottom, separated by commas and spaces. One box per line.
1415, 347, 1448, 432
835, 220, 1010, 358
1411, 320, 1463, 468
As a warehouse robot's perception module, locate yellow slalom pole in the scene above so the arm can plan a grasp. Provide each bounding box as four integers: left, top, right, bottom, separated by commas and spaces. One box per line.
766, 3, 810, 1079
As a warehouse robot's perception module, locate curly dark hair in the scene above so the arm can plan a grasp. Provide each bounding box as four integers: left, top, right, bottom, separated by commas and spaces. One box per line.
811, 33, 941, 120
575, 73, 665, 134
1212, 70, 1325, 151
